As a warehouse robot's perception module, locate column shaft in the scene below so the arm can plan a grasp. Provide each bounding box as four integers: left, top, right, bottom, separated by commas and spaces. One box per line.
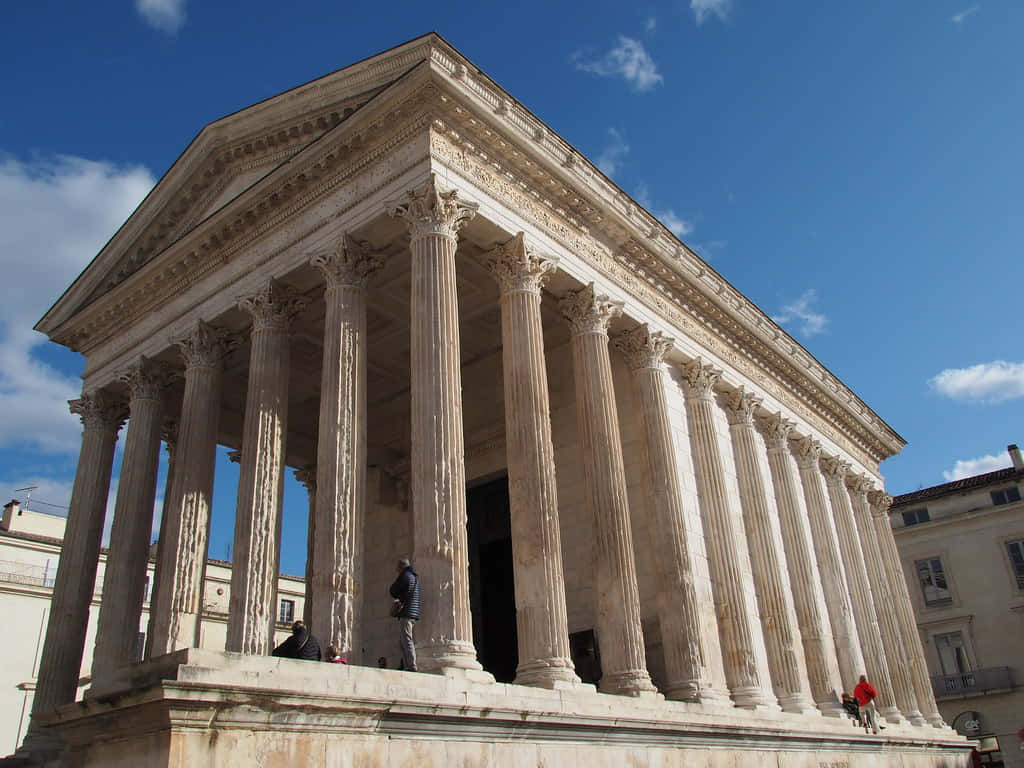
227, 281, 303, 654
148, 323, 225, 655
388, 175, 480, 672
681, 361, 770, 708
871, 491, 945, 728
759, 414, 844, 716
28, 394, 122, 730
486, 234, 577, 687
92, 358, 166, 682
561, 285, 656, 697
614, 325, 723, 702
309, 235, 381, 661
794, 438, 865, 690
295, 467, 315, 628
851, 479, 923, 724
725, 391, 815, 713
822, 458, 901, 722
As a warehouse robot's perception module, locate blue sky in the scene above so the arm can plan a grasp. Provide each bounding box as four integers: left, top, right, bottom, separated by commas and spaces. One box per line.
1, 1, 1021, 576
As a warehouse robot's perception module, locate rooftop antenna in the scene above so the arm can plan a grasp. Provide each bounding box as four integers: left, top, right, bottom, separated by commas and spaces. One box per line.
14, 486, 38, 514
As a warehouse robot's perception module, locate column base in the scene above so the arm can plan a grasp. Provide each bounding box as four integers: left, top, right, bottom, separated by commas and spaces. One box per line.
730, 685, 779, 711
514, 657, 581, 689
599, 670, 662, 699
8, 724, 66, 767
417, 641, 483, 674
777, 692, 821, 716
879, 706, 907, 727
661, 679, 731, 706
815, 697, 847, 718
902, 709, 927, 727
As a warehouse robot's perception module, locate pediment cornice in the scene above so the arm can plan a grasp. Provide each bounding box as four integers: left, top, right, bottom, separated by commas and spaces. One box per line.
38, 34, 447, 334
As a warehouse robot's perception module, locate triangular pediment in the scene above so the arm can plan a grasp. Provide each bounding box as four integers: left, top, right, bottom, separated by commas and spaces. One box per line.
40, 33, 446, 330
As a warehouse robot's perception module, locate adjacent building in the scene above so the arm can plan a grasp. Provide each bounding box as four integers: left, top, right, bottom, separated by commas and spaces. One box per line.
890, 444, 1024, 767
0, 500, 305, 757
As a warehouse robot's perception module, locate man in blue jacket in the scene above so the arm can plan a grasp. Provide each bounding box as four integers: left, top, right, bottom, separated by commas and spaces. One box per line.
389, 558, 421, 672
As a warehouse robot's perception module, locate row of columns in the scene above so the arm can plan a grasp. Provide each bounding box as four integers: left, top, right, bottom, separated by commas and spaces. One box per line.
26, 174, 944, 754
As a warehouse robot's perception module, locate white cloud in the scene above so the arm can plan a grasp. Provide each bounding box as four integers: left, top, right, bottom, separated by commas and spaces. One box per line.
597, 128, 630, 177
929, 360, 1024, 404
136, 0, 186, 33
951, 5, 980, 24
943, 452, 1009, 481
645, 17, 658, 33
635, 182, 696, 238
574, 37, 663, 92
771, 289, 828, 337
691, 0, 731, 25
0, 154, 155, 454
1, 476, 73, 514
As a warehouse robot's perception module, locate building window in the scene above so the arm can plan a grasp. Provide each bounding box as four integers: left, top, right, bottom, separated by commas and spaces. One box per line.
934, 631, 968, 676
915, 558, 952, 606
279, 599, 295, 624
902, 508, 930, 526
991, 487, 1021, 506
1007, 540, 1024, 589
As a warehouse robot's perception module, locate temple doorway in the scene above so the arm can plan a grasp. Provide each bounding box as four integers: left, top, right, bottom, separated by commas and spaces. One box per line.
466, 475, 518, 682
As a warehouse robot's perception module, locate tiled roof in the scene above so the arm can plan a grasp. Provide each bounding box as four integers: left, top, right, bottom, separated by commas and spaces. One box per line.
891, 467, 1023, 508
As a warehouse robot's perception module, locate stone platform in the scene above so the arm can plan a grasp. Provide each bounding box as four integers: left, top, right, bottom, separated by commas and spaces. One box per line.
31, 650, 970, 767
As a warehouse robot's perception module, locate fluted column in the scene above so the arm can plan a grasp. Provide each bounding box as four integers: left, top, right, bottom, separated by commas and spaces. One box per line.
24, 392, 124, 746
387, 174, 481, 672
723, 389, 815, 714
680, 360, 771, 708
148, 322, 228, 655
227, 280, 306, 654
295, 466, 316, 628
560, 284, 657, 697
870, 490, 946, 728
481, 233, 579, 688
144, 419, 177, 658
794, 437, 865, 690
850, 476, 923, 724
822, 457, 901, 723
92, 357, 168, 682
613, 325, 724, 703
307, 234, 383, 662
758, 414, 844, 717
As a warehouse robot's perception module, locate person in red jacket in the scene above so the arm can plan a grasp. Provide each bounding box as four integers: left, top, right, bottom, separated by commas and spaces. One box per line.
853, 675, 882, 734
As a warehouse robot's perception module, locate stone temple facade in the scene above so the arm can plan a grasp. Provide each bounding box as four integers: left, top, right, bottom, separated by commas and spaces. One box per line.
10, 33, 971, 767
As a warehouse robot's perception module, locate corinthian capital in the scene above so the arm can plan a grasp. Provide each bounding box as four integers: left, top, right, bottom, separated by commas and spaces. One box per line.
867, 489, 894, 517
238, 279, 308, 332
69, 390, 127, 433
612, 324, 673, 372
483, 232, 558, 295
310, 232, 384, 291
294, 466, 316, 495
386, 173, 479, 241
722, 387, 762, 426
559, 283, 623, 336
793, 435, 822, 469
820, 455, 851, 484
119, 356, 170, 401
846, 473, 874, 498
680, 358, 721, 399
758, 411, 795, 449
176, 321, 230, 370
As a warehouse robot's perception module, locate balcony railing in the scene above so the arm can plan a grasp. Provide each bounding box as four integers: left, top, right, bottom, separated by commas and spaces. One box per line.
931, 667, 1014, 698
0, 559, 55, 588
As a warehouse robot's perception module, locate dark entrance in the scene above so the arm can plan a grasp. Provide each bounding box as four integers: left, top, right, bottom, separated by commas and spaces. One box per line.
466, 476, 518, 682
